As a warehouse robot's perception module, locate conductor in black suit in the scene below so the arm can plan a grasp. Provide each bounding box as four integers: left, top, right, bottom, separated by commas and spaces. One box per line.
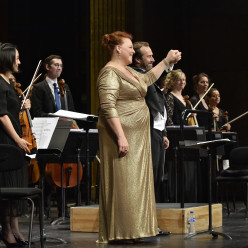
30, 54, 75, 117
131, 42, 180, 202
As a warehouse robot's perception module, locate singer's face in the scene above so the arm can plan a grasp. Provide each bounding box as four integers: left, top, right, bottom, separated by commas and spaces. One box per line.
46, 59, 63, 80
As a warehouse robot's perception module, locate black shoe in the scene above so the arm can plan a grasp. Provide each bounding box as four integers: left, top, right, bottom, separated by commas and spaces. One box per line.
14, 236, 28, 246
157, 228, 171, 236
0, 232, 22, 247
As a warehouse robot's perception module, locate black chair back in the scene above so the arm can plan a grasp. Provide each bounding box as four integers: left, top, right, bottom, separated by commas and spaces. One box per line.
229, 147, 248, 165
0, 144, 24, 172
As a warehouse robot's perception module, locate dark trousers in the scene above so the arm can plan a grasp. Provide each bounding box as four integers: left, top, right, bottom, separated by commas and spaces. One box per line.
151, 128, 165, 202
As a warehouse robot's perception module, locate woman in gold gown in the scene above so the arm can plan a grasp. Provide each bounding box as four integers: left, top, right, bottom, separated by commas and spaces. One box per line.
97, 31, 181, 243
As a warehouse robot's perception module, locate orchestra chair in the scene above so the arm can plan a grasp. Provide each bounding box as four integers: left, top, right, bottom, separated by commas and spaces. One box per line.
216, 147, 248, 217
0, 144, 44, 248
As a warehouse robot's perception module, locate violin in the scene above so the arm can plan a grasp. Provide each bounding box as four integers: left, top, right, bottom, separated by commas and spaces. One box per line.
221, 111, 229, 132
27, 158, 40, 185
184, 95, 198, 126
14, 81, 37, 154
58, 78, 65, 96
14, 81, 40, 185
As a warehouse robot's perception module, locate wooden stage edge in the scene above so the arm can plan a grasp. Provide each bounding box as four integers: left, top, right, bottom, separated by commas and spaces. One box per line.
70, 203, 222, 234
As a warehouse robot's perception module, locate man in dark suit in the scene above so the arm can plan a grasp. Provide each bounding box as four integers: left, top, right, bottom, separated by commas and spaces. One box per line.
131, 42, 174, 203
131, 41, 181, 235
31, 54, 75, 117
31, 55, 76, 218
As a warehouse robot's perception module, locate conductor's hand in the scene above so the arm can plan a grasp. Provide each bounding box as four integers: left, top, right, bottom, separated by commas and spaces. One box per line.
165, 50, 182, 65
164, 136, 170, 150
118, 135, 129, 158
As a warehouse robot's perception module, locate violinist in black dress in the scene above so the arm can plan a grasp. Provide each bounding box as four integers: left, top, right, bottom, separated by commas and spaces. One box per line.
190, 72, 210, 129
0, 43, 31, 247
164, 69, 197, 202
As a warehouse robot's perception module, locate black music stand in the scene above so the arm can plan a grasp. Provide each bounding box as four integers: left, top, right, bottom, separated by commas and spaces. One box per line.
49, 111, 98, 206
76, 119, 98, 205
61, 127, 99, 205
180, 139, 232, 240
179, 109, 232, 240
36, 120, 72, 244
166, 126, 206, 202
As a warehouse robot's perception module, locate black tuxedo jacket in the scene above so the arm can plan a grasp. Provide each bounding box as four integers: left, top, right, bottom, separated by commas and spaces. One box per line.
30, 79, 75, 118
131, 66, 167, 136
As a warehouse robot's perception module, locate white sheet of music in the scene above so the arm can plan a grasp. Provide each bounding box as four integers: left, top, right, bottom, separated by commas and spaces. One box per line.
48, 109, 96, 120
32, 117, 59, 149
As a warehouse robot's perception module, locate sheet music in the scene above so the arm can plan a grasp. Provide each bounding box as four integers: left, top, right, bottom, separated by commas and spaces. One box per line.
48, 109, 97, 121
32, 117, 59, 149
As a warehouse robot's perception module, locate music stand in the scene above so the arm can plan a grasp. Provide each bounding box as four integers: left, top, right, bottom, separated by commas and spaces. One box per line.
76, 119, 98, 205
49, 110, 98, 206
166, 125, 207, 202
36, 120, 72, 243
179, 109, 232, 240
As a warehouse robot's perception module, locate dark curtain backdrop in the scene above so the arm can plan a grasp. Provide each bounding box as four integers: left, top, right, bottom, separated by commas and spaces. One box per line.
1, 0, 248, 145
126, 0, 248, 146
2, 0, 90, 114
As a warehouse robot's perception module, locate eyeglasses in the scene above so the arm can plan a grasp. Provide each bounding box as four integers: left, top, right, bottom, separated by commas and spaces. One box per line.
52, 63, 63, 68
199, 81, 209, 84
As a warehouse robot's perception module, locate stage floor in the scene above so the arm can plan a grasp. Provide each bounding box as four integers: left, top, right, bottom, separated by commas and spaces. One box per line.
3, 202, 248, 248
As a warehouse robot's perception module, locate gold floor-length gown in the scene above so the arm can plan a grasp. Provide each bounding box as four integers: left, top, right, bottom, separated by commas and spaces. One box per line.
97, 66, 158, 243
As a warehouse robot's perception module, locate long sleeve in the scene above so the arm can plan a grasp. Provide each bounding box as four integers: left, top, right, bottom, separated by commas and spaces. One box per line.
97, 69, 120, 119
165, 93, 174, 126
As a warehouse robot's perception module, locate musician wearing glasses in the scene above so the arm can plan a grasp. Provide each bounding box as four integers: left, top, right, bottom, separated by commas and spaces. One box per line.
30, 54, 75, 118
30, 55, 76, 218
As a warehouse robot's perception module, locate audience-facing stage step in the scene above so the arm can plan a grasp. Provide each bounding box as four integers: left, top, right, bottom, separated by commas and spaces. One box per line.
70, 203, 222, 234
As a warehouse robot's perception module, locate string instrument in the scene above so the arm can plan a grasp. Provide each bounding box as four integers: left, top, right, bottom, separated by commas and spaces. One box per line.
14, 81, 37, 154
208, 105, 218, 131
184, 95, 198, 126
18, 60, 42, 184
27, 158, 40, 184
221, 111, 229, 132
13, 81, 40, 184
45, 78, 83, 188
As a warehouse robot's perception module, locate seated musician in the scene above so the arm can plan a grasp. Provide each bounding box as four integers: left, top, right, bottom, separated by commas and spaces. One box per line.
165, 69, 191, 125
30, 55, 76, 218
206, 88, 231, 131
190, 72, 210, 129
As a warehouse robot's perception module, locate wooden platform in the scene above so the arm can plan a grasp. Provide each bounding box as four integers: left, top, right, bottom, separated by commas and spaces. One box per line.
70, 203, 222, 234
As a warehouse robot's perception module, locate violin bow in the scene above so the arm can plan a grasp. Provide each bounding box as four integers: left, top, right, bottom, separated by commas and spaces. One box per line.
22, 73, 42, 95
220, 111, 248, 130
186, 83, 215, 120
21, 60, 42, 110
193, 83, 214, 110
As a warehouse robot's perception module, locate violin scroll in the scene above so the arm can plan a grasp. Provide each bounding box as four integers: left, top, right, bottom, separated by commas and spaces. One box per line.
58, 78, 65, 96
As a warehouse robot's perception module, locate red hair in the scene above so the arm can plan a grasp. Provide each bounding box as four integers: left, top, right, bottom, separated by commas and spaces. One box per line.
101, 31, 133, 55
